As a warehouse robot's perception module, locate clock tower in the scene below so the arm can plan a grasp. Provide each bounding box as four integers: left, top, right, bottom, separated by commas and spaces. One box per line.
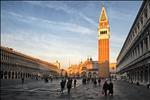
98, 5, 110, 78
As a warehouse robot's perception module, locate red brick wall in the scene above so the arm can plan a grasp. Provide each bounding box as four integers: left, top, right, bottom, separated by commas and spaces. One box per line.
98, 39, 110, 78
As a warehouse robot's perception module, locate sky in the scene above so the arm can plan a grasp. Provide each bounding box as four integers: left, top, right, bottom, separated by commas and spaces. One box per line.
1, 1, 142, 69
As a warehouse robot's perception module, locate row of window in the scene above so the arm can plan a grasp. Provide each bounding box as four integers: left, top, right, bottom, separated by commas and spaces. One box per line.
118, 3, 149, 63
1, 49, 58, 71
0, 71, 33, 79
1, 50, 37, 67
118, 34, 150, 69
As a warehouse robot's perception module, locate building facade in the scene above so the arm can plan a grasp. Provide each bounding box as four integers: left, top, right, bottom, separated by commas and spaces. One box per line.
0, 46, 60, 80
98, 5, 110, 78
109, 63, 117, 78
117, 1, 150, 85
67, 58, 99, 78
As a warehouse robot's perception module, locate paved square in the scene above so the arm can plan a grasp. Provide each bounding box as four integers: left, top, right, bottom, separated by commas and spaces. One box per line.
1, 80, 150, 100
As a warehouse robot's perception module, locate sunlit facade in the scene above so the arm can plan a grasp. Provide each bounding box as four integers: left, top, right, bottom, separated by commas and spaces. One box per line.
0, 46, 60, 80
67, 58, 99, 78
98, 5, 110, 78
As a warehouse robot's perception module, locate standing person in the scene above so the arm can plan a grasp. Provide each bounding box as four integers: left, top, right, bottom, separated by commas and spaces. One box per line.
74, 78, 77, 88
64, 78, 66, 85
67, 78, 72, 94
102, 81, 109, 96
108, 81, 114, 95
94, 78, 97, 86
60, 79, 65, 94
98, 78, 101, 86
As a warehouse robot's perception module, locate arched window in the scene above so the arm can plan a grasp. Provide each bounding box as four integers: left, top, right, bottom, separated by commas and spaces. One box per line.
8, 71, 11, 79
12, 72, 14, 79
18, 72, 21, 79
144, 8, 148, 18
4, 71, 7, 79
15, 72, 17, 79
0, 71, 4, 79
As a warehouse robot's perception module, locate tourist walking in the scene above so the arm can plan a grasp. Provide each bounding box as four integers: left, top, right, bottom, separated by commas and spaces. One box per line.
98, 77, 101, 86
108, 81, 114, 95
102, 81, 109, 96
74, 78, 77, 88
60, 79, 65, 93
67, 78, 72, 94
93, 78, 97, 86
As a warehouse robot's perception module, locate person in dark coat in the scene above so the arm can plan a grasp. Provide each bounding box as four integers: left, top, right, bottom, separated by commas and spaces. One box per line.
98, 78, 101, 86
94, 78, 97, 86
108, 81, 114, 95
67, 78, 72, 94
103, 81, 109, 96
60, 79, 65, 93
74, 78, 77, 88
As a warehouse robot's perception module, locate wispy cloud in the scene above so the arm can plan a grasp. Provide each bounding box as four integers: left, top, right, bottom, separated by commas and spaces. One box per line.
79, 13, 97, 27
24, 1, 97, 27
4, 11, 96, 35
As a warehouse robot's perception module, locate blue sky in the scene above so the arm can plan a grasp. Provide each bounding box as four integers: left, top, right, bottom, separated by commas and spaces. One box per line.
1, 1, 142, 69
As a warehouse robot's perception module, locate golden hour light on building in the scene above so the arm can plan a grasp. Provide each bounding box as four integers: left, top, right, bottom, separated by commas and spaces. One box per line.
1, 1, 150, 100
98, 5, 110, 78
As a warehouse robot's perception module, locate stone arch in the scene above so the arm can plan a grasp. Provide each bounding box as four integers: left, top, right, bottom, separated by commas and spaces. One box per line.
27, 73, 29, 78
18, 72, 21, 79
93, 72, 97, 77
0, 71, 4, 79
4, 71, 8, 79
23, 73, 25, 78
88, 72, 92, 78
21, 72, 23, 78
12, 71, 14, 79
26, 73, 28, 78
144, 67, 148, 83
8, 71, 11, 79
15, 72, 18, 79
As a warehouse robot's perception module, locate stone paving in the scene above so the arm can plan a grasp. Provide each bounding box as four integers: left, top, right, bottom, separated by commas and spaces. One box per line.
1, 79, 150, 100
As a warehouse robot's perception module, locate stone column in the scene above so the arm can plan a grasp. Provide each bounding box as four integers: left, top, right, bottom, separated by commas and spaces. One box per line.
143, 40, 146, 53
140, 69, 143, 83
148, 65, 150, 84
137, 69, 140, 82
139, 43, 142, 56
148, 35, 150, 50
136, 70, 138, 82
143, 66, 145, 84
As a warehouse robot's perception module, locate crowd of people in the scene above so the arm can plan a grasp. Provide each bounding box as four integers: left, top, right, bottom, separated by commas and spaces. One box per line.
82, 77, 114, 96
60, 77, 77, 94
59, 76, 114, 96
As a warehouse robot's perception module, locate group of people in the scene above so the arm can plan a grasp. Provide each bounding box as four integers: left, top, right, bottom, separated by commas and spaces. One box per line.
60, 77, 113, 96
43, 76, 53, 83
102, 80, 113, 96
82, 77, 113, 96
82, 77, 101, 86
60, 77, 77, 94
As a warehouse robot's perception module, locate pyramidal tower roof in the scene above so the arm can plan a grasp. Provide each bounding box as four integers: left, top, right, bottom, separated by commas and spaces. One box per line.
99, 5, 108, 22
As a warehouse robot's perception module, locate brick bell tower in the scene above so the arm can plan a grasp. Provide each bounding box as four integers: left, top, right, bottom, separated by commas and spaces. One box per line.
98, 5, 110, 78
